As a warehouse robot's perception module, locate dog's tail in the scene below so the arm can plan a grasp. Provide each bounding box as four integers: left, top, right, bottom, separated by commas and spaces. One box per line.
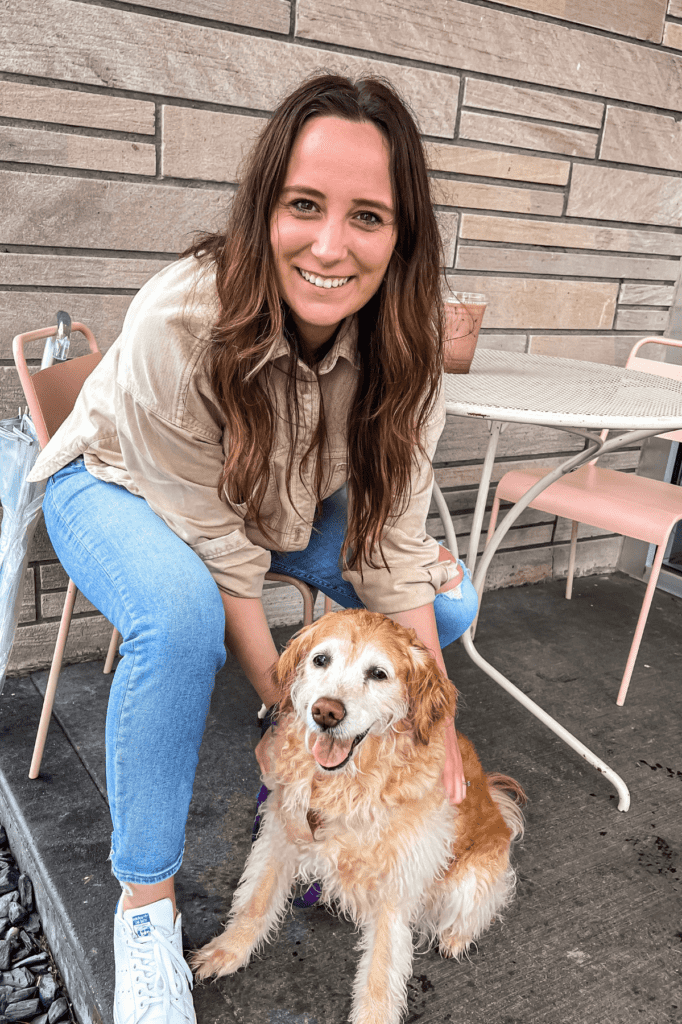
486, 773, 527, 804
486, 773, 526, 842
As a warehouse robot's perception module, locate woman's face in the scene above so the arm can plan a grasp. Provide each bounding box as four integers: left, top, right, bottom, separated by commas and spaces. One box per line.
270, 116, 398, 357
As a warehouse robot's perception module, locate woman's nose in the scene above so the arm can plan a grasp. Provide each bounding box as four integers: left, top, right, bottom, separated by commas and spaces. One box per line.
310, 217, 348, 263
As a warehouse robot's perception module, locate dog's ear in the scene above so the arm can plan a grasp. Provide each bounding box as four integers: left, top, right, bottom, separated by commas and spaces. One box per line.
407, 639, 458, 745
274, 620, 319, 710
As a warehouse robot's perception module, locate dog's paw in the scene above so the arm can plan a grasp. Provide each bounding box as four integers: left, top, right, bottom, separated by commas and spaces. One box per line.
351, 1003, 396, 1024
189, 934, 251, 979
438, 931, 474, 961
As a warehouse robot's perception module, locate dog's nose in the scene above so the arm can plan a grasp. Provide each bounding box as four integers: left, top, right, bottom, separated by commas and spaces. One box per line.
311, 697, 346, 730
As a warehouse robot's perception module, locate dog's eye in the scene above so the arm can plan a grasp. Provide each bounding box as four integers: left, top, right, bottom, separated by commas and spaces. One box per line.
368, 666, 388, 680
312, 653, 329, 668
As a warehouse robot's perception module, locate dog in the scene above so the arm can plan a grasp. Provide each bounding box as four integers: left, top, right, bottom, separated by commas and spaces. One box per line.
192, 608, 525, 1024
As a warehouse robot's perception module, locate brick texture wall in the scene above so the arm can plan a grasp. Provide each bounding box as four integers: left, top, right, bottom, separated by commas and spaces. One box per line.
2, 0, 682, 674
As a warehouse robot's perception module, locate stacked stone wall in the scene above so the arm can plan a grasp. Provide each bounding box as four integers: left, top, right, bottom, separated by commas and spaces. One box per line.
2, 0, 682, 672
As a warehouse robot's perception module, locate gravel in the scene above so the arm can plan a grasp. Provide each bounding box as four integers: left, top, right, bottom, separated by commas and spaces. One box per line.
0, 823, 75, 1024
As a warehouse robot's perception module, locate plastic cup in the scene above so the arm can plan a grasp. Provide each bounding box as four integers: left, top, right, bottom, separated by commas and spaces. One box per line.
443, 292, 487, 374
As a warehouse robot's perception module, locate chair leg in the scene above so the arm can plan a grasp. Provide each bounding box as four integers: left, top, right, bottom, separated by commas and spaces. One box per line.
265, 573, 316, 625
565, 521, 578, 600
29, 578, 78, 779
301, 586, 315, 625
103, 627, 120, 674
616, 543, 666, 707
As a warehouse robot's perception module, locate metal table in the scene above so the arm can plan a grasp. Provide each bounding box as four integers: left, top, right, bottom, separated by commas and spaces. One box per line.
437, 349, 682, 812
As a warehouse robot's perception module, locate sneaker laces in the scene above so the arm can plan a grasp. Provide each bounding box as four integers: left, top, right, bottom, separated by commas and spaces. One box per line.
125, 922, 193, 1021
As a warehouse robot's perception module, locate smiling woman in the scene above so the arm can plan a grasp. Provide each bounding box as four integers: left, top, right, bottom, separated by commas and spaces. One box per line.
186, 75, 451, 579
27, 72, 479, 1024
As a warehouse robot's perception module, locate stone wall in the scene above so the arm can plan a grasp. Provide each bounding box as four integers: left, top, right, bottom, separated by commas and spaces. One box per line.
2, 0, 682, 673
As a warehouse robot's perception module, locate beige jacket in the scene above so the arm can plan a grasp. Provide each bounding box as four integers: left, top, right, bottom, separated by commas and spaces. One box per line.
28, 257, 455, 612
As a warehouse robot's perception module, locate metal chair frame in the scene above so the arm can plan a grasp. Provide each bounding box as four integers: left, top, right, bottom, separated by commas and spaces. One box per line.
486, 336, 682, 706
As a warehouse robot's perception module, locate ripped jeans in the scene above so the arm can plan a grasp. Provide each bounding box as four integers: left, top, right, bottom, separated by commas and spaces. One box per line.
269, 486, 478, 650
43, 457, 477, 885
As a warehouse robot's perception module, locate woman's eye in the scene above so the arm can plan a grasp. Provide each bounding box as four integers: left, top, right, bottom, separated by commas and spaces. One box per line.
292, 199, 317, 213
313, 653, 329, 668
355, 211, 382, 226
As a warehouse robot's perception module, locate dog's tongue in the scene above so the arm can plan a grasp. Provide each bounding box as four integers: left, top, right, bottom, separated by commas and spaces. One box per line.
312, 733, 354, 768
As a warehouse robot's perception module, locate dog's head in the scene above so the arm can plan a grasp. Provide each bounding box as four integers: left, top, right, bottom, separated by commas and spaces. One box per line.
275, 609, 457, 773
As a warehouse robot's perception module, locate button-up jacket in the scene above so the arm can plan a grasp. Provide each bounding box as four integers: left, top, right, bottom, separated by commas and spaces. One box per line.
28, 257, 455, 612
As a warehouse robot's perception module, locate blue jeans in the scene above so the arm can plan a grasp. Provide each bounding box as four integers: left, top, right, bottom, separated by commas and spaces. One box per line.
43, 457, 477, 884
269, 485, 478, 651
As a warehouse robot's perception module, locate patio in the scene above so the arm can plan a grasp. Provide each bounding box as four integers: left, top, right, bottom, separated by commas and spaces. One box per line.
0, 571, 680, 1024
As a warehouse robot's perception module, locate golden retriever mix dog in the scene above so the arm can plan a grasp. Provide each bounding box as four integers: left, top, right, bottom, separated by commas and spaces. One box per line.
192, 609, 525, 1024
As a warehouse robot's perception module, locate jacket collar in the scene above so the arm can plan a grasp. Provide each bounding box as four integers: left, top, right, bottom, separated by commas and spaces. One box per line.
269, 316, 359, 373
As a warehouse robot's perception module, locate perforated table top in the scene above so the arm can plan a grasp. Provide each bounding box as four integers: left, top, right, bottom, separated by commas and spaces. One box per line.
443, 350, 682, 432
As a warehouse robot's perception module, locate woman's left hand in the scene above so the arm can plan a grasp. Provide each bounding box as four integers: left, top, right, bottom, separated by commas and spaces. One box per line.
443, 717, 467, 805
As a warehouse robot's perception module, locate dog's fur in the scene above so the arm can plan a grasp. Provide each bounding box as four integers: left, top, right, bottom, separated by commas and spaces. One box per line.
192, 609, 525, 1024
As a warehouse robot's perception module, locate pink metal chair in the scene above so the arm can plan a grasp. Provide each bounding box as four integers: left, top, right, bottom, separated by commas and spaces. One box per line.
485, 337, 682, 706
13, 322, 329, 779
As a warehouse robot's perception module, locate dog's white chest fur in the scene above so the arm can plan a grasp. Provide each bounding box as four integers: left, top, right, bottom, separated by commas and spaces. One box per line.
265, 776, 458, 925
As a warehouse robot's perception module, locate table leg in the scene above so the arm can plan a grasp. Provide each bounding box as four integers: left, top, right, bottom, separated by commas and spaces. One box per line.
460, 630, 630, 811
459, 437, 631, 811
467, 420, 504, 579
431, 481, 459, 560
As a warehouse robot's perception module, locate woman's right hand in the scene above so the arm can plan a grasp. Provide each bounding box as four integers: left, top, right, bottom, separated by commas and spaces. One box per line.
255, 715, 290, 780
220, 592, 282, 708
255, 726, 276, 775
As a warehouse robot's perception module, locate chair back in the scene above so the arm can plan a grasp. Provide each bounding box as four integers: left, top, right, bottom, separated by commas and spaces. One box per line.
13, 323, 102, 449
626, 336, 682, 442
587, 336, 682, 463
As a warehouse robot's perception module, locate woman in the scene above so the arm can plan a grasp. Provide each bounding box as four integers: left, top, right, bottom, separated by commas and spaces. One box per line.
28, 74, 478, 1024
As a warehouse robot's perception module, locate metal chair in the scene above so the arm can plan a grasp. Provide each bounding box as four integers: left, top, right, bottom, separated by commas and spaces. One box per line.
485, 337, 682, 706
13, 321, 329, 779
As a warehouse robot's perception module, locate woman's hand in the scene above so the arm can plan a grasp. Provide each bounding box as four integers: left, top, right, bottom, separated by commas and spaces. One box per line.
443, 716, 467, 805
255, 713, 291, 780
255, 729, 275, 776
220, 593, 282, 708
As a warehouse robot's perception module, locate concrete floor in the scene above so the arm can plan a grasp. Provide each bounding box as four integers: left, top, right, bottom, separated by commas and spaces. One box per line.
0, 572, 680, 1024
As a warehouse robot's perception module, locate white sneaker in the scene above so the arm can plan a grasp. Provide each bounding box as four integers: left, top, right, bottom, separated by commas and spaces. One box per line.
113, 897, 195, 1024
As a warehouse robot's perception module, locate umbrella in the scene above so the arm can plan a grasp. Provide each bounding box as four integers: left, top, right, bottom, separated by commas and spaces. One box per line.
0, 312, 72, 694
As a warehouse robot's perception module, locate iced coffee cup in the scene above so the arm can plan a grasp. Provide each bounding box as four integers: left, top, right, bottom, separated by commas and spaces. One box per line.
443, 292, 487, 374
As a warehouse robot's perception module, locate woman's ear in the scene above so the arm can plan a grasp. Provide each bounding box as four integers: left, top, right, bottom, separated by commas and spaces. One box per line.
407, 639, 457, 745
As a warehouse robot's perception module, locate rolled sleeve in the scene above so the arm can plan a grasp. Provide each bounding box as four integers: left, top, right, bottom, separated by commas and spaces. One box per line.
342, 391, 458, 614
113, 388, 271, 598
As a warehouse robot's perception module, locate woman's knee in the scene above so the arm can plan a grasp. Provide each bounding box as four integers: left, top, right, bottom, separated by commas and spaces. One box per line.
143, 568, 226, 670
433, 565, 478, 648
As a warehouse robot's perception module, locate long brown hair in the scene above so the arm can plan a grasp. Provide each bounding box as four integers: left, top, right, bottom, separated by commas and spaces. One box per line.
183, 74, 444, 570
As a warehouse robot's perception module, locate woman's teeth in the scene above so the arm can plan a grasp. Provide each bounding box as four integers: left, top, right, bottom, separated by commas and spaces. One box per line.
298, 268, 350, 289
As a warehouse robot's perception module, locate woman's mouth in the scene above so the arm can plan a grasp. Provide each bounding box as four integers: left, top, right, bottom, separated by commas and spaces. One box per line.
297, 267, 351, 290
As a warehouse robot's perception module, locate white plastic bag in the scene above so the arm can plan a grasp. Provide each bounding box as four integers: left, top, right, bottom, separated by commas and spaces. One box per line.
0, 412, 46, 693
